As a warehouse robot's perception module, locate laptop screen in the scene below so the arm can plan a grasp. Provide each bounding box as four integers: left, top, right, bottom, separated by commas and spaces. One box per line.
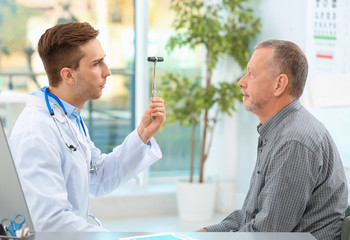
0, 118, 34, 232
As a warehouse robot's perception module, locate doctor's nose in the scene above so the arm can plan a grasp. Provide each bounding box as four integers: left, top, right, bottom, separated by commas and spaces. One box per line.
102, 62, 111, 78
105, 68, 111, 78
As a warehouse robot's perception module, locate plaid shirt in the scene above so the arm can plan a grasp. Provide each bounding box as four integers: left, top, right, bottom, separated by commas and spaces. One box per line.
205, 100, 348, 240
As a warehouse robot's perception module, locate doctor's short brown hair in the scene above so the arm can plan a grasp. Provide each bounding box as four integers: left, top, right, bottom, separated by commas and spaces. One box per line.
38, 22, 99, 87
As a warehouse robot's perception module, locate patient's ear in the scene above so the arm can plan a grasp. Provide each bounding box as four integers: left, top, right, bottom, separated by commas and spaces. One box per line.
274, 73, 289, 97
60, 67, 75, 85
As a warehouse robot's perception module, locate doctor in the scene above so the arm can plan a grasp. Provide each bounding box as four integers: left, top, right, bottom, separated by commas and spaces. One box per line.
9, 22, 166, 232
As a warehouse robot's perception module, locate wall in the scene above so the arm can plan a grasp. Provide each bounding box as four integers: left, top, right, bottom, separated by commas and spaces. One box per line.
255, 0, 307, 49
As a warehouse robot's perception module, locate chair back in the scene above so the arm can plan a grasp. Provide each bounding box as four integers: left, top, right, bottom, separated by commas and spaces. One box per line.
341, 206, 350, 240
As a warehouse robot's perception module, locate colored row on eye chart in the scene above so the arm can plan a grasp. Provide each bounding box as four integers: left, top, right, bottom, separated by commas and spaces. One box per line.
307, 0, 349, 74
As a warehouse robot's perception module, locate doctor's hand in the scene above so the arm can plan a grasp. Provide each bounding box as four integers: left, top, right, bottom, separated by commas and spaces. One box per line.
137, 97, 166, 144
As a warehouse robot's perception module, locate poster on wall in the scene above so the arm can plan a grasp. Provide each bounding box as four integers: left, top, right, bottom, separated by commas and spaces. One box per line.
305, 0, 350, 107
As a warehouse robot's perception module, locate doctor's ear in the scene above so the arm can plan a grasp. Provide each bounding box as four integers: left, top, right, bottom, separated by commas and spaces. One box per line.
273, 73, 289, 97
60, 67, 76, 85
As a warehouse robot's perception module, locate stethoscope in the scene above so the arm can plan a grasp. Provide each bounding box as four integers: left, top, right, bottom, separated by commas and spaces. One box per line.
43, 87, 97, 175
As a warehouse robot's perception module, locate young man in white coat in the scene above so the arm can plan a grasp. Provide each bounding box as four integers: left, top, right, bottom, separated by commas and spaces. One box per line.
9, 22, 166, 232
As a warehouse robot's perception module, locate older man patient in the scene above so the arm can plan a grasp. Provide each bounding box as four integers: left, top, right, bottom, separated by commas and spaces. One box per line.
198, 39, 348, 240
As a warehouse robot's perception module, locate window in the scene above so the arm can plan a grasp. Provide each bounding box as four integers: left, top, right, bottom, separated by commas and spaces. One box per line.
147, 0, 204, 177
0, 0, 135, 154
0, 0, 202, 180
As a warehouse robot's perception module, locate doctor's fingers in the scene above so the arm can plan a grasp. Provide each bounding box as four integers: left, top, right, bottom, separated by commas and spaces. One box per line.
151, 111, 166, 122
150, 97, 164, 104
149, 101, 165, 111
150, 104, 166, 113
150, 104, 166, 120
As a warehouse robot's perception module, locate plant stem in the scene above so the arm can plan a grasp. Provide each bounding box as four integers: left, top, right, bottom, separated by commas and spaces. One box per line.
200, 109, 208, 183
206, 107, 220, 161
190, 125, 195, 183
199, 51, 213, 183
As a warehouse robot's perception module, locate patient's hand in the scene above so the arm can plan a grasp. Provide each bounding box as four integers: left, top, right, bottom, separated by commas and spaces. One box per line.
196, 228, 208, 232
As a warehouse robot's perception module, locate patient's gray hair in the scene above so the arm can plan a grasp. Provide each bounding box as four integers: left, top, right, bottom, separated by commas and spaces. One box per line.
255, 39, 308, 99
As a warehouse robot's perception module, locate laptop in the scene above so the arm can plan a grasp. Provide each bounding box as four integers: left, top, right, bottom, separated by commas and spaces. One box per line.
0, 118, 35, 236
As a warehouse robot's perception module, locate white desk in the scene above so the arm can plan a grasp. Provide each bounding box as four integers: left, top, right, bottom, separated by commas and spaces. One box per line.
25, 232, 316, 240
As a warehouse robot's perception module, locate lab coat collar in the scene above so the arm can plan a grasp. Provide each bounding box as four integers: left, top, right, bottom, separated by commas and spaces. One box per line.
31, 87, 81, 121
26, 94, 91, 160
26, 94, 68, 124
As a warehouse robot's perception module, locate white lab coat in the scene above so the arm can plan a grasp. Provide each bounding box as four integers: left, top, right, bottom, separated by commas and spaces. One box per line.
9, 94, 162, 232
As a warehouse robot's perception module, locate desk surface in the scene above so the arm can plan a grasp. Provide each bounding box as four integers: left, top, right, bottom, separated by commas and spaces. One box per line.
29, 232, 316, 240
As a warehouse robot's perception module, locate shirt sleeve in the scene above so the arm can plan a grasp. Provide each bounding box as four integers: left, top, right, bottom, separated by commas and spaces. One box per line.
240, 140, 319, 232
205, 210, 245, 232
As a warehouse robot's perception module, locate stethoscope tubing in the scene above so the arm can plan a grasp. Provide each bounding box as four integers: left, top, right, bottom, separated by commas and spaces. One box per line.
43, 87, 97, 175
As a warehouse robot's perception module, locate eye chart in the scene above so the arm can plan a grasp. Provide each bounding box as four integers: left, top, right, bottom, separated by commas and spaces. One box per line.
305, 0, 350, 107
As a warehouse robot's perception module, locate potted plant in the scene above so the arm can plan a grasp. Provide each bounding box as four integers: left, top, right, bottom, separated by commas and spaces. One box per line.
158, 0, 261, 221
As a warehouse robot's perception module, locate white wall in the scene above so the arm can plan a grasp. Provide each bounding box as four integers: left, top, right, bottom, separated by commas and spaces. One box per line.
255, 0, 307, 49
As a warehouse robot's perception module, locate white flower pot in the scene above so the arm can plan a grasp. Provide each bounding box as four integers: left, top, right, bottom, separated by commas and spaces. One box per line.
176, 180, 216, 221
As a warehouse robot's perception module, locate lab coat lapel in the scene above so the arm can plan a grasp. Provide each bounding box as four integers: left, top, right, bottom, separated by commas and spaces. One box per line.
76, 126, 91, 162
52, 105, 91, 162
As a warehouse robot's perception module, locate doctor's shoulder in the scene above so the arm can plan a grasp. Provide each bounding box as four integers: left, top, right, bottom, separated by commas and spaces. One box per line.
10, 100, 58, 141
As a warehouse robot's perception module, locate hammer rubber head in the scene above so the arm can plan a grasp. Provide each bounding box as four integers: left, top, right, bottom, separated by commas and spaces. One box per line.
147, 57, 164, 62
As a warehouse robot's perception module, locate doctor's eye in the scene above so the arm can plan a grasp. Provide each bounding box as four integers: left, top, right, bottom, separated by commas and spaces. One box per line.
94, 59, 105, 67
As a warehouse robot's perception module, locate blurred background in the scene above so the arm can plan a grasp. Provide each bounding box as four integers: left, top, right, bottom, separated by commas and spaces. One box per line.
1, 0, 350, 232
